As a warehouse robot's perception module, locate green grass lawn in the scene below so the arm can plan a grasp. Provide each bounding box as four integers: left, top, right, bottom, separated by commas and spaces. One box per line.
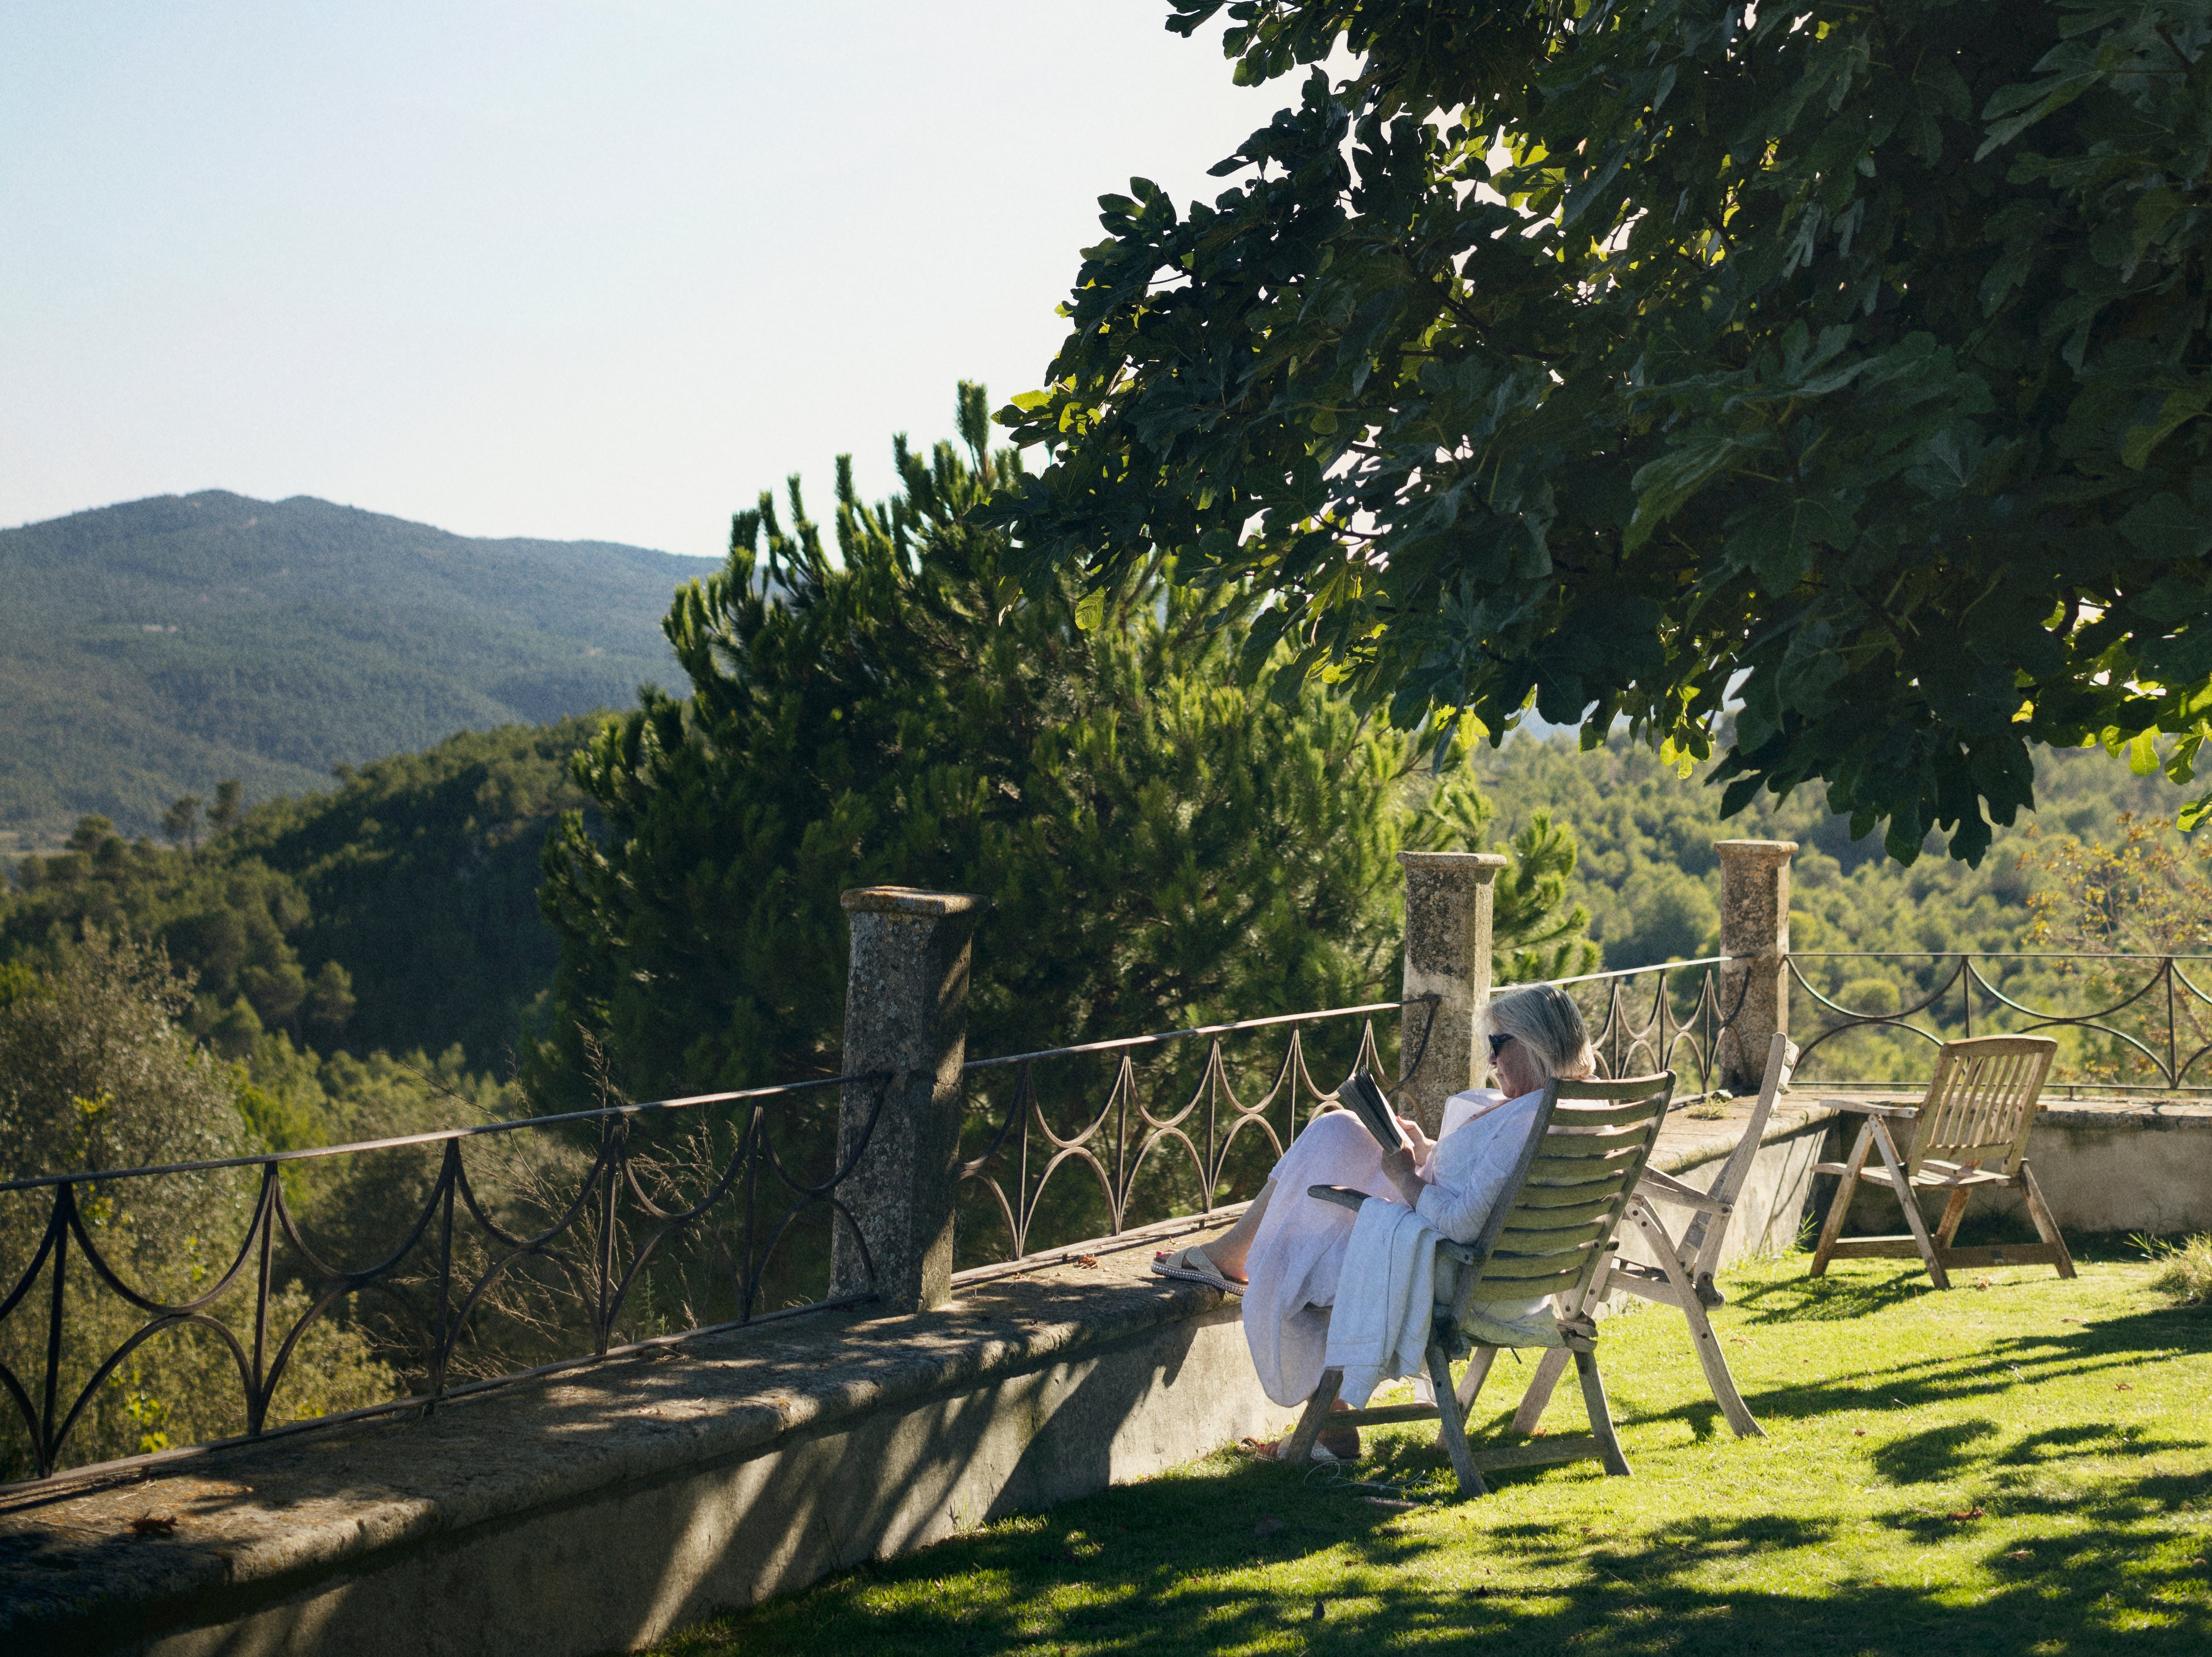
653, 1249, 2211, 1655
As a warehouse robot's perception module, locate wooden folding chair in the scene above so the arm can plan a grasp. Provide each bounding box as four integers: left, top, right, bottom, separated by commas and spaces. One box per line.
1810, 1033, 2073, 1289
1509, 1032, 1798, 1440
1280, 1071, 1674, 1497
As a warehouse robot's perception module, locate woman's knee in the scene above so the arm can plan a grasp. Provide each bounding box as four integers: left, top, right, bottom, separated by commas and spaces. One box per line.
1286, 1110, 1381, 1175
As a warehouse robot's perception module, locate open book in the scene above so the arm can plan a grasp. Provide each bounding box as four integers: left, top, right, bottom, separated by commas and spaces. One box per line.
1336, 1069, 1412, 1153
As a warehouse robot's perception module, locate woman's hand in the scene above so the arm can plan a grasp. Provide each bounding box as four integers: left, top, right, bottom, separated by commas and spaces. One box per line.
1379, 1145, 1427, 1209
1396, 1114, 1435, 1163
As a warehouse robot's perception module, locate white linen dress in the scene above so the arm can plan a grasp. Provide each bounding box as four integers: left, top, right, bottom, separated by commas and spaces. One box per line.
1240, 1088, 1548, 1406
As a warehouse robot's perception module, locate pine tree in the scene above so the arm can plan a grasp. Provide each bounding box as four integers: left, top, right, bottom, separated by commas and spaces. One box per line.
161, 796, 202, 853
537, 385, 1587, 1101
209, 780, 243, 837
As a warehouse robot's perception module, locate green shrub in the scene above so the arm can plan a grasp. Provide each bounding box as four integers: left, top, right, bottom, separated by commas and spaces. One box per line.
1837, 977, 1903, 1018
2145, 1232, 2212, 1308
0, 935, 397, 1478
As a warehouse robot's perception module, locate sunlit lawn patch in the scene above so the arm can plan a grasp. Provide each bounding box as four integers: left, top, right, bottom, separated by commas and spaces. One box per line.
650, 1250, 2212, 1656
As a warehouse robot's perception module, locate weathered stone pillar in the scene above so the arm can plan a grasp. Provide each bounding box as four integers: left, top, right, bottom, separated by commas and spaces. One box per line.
828, 886, 982, 1314
1715, 840, 1797, 1095
1398, 851, 1510, 1136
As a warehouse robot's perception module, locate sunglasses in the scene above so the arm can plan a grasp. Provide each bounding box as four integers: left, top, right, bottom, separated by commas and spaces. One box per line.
1487, 1032, 1515, 1061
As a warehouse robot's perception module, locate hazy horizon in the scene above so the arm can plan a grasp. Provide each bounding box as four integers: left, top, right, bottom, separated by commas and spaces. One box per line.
3, 3, 1290, 559
10, 484, 721, 559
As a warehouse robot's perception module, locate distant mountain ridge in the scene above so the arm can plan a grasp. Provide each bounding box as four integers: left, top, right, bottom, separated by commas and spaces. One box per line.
0, 491, 709, 844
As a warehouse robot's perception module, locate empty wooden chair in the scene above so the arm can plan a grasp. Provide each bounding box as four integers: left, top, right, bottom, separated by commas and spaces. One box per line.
1509, 1031, 1798, 1440
1810, 1033, 2072, 1289
1279, 1071, 1674, 1497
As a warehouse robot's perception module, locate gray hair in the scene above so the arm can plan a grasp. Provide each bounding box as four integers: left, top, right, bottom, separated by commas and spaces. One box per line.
1485, 983, 1595, 1081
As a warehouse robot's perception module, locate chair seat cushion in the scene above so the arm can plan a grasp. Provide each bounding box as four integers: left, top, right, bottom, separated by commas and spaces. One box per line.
1449, 1302, 1565, 1349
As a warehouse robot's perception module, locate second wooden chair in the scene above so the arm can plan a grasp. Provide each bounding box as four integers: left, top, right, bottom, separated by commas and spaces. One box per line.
1810, 1033, 2072, 1288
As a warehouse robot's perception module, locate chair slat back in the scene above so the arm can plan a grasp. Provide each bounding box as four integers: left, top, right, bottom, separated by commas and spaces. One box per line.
1909, 1035, 2057, 1177
1449, 1071, 1675, 1321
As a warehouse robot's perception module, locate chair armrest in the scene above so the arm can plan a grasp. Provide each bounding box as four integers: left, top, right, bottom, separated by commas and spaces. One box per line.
1635, 1167, 1725, 1214
1313, 1183, 1479, 1260
1820, 1098, 1920, 1119
1310, 1184, 1370, 1212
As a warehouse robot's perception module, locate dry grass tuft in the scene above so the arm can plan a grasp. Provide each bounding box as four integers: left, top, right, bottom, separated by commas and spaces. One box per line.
2144, 1231, 2212, 1306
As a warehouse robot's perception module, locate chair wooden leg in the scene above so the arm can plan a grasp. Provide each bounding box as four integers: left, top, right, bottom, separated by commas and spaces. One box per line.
1869, 1117, 1947, 1288
1810, 1121, 1873, 1275
2019, 1161, 2077, 1279
1677, 1285, 1763, 1439
1456, 1345, 1500, 1412
1934, 1186, 1973, 1247
1689, 1195, 1738, 1301
1511, 1348, 1572, 1435
1618, 1199, 1761, 1438
1427, 1342, 1487, 1496
1512, 1255, 1610, 1432
1283, 1368, 1342, 1465
1573, 1345, 1631, 1477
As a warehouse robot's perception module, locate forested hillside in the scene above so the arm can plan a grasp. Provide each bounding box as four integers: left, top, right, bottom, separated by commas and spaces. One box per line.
1476, 737, 2197, 1085
0, 491, 705, 844
0, 721, 590, 1069
1478, 736, 2177, 970
4, 711, 2183, 1085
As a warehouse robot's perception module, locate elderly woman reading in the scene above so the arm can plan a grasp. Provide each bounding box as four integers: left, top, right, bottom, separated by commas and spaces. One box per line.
1153, 982, 1597, 1458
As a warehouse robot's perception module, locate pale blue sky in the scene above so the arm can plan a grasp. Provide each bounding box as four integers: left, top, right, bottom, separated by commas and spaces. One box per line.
1, 2, 1287, 557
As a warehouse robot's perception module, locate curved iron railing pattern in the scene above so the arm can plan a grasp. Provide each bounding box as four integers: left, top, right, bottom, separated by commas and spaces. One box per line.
1547, 957, 1750, 1094
955, 1001, 1409, 1265
1790, 951, 2212, 1090
0, 1072, 887, 1482
31, 942, 2186, 1489
949, 966, 1758, 1268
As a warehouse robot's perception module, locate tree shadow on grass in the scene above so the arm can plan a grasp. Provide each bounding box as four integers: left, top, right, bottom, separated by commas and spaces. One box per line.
1871, 1418, 2000, 1483
1586, 1305, 2212, 1459
659, 1448, 2212, 1657
1730, 1233, 2180, 1328
1728, 1264, 1934, 1323
2000, 1423, 2153, 1468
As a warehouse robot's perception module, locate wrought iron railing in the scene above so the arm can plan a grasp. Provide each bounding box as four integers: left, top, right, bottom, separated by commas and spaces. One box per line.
1543, 956, 1749, 1095
953, 1001, 1411, 1271
0, 1071, 888, 1484
1790, 951, 2212, 1092
0, 963, 1760, 1490
949, 961, 1760, 1274
0, 999, 1419, 1488
19, 940, 2186, 1488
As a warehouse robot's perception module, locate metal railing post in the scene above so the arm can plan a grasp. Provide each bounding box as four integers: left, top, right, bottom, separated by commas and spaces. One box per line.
2167, 958, 2179, 1085
40, 1184, 71, 1477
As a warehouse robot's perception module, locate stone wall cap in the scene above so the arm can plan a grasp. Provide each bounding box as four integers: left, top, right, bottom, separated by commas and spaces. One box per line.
840, 886, 987, 917
1713, 840, 1799, 857
1396, 851, 1510, 871
1652, 1098, 1840, 1177
0, 1225, 1236, 1643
